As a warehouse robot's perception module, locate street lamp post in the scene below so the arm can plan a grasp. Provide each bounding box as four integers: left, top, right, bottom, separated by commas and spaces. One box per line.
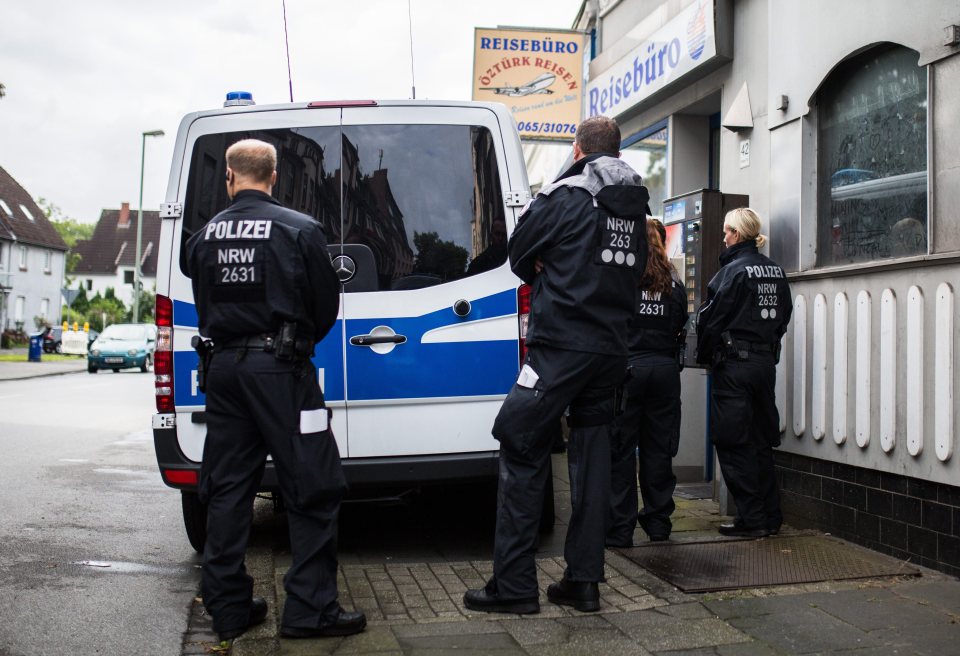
134, 129, 164, 323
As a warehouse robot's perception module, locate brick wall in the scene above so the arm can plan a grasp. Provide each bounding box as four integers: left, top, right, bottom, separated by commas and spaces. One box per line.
774, 452, 960, 578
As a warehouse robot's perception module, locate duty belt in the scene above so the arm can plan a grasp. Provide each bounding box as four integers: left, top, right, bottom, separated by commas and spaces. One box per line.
215, 334, 313, 359
734, 340, 774, 353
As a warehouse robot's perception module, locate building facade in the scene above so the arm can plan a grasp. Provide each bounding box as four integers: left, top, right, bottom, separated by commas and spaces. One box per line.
72, 203, 160, 308
575, 0, 960, 575
0, 166, 68, 333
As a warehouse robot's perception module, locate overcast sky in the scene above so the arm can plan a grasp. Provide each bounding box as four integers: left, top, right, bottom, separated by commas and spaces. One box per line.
0, 0, 583, 224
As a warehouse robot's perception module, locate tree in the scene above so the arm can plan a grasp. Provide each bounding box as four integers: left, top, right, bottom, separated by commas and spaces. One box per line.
37, 197, 94, 273
413, 231, 469, 282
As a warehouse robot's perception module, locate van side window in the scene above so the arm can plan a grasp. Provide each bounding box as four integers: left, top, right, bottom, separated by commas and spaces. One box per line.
179, 125, 506, 290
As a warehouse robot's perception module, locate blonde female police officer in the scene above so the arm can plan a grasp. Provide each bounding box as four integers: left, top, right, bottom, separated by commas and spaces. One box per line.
696, 208, 792, 537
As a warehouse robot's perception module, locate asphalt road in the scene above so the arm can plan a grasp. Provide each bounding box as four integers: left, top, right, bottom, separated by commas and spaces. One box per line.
0, 369, 197, 656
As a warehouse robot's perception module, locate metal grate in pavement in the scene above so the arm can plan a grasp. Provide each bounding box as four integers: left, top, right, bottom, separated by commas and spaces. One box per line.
615, 535, 919, 593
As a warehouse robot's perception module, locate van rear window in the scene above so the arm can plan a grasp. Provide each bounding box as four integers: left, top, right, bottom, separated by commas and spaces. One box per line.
180, 125, 507, 291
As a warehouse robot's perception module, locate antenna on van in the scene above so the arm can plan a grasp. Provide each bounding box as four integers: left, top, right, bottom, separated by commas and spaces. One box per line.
407, 0, 417, 99
282, 0, 294, 102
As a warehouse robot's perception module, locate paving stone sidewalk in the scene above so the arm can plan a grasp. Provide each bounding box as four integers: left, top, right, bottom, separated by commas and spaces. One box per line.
182, 478, 960, 655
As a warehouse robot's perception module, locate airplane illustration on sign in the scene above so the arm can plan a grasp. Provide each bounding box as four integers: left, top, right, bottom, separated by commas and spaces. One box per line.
479, 73, 556, 97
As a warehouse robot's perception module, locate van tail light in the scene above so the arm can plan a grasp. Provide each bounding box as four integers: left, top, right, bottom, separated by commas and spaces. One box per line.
517, 284, 531, 366
155, 294, 174, 413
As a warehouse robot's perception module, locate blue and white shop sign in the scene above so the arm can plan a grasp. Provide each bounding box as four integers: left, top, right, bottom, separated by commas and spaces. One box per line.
586, 0, 717, 118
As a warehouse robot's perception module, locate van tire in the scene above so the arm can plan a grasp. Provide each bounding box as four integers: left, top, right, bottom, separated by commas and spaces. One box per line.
181, 491, 208, 554
88, 365, 98, 374
540, 463, 555, 533
140, 355, 152, 373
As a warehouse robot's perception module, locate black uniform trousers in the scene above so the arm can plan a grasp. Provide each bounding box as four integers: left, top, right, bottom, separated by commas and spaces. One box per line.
609, 354, 681, 543
709, 352, 782, 531
200, 349, 345, 634
490, 344, 626, 599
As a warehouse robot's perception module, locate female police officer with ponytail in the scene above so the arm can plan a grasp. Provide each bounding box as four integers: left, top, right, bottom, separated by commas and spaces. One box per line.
696, 208, 792, 538
608, 219, 688, 545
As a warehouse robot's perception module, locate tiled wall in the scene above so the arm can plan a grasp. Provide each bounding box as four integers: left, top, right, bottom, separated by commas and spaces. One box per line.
775, 451, 960, 578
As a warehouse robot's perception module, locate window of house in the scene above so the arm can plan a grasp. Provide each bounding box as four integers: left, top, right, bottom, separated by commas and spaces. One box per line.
20, 204, 35, 222
0, 199, 12, 217
14, 296, 24, 322
818, 44, 927, 266
18, 246, 27, 270
86, 279, 93, 291
124, 270, 135, 285
40, 298, 49, 319
43, 250, 52, 273
620, 122, 669, 217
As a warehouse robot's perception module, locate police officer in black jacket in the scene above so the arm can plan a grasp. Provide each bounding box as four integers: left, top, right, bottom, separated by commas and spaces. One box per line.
608, 219, 688, 545
696, 207, 792, 537
185, 139, 365, 642
464, 116, 649, 615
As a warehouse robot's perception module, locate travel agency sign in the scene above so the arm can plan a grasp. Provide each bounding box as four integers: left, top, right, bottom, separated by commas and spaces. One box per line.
586, 0, 717, 118
472, 27, 585, 142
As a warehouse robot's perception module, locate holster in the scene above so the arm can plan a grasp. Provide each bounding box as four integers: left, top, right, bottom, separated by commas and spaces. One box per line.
191, 335, 214, 393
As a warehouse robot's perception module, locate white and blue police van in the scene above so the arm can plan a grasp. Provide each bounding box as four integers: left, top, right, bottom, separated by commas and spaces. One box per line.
151, 94, 550, 551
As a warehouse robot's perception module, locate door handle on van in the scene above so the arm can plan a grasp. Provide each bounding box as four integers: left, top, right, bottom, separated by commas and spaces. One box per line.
350, 334, 408, 346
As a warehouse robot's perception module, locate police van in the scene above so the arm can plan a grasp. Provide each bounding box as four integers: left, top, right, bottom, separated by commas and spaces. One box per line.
151, 95, 551, 551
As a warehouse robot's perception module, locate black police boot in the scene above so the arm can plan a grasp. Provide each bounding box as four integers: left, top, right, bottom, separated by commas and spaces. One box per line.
718, 520, 770, 538
463, 580, 540, 615
280, 607, 367, 638
218, 596, 268, 642
721, 516, 778, 536
638, 516, 670, 542
547, 578, 600, 612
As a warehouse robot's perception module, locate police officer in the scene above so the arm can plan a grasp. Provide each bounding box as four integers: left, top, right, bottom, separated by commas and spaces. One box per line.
696, 207, 792, 537
185, 139, 365, 642
463, 116, 649, 614
608, 219, 688, 545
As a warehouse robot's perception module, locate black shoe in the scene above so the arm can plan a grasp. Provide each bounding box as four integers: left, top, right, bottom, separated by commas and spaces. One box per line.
218, 596, 268, 642
280, 608, 367, 638
547, 578, 600, 612
718, 521, 771, 538
648, 533, 670, 542
725, 515, 780, 535
463, 587, 540, 614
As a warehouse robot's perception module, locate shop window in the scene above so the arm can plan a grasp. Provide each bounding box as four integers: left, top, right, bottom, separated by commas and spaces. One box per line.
621, 123, 668, 216
817, 44, 927, 266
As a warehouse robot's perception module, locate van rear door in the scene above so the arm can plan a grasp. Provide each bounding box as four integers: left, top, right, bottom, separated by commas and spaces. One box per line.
336, 105, 520, 458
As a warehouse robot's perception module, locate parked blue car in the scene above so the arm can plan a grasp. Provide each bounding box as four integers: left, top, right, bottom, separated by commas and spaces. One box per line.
87, 323, 157, 373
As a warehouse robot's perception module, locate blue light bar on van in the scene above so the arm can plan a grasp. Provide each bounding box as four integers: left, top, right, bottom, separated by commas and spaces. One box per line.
307, 100, 378, 108
224, 91, 255, 107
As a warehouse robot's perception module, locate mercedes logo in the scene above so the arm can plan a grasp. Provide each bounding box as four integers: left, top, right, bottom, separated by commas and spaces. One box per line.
332, 254, 356, 283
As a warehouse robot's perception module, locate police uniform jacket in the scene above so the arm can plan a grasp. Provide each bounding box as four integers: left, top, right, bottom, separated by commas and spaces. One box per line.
628, 277, 688, 359
695, 240, 792, 365
185, 189, 340, 344
509, 153, 650, 356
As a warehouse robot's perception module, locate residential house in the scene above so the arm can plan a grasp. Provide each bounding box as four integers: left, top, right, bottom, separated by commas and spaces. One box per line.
0, 165, 68, 332
72, 203, 161, 308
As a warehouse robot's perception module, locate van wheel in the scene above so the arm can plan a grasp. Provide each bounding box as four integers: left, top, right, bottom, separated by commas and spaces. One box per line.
140, 355, 152, 373
181, 491, 208, 554
540, 461, 555, 533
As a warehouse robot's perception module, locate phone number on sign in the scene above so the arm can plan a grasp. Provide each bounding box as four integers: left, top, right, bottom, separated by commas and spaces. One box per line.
516, 121, 576, 135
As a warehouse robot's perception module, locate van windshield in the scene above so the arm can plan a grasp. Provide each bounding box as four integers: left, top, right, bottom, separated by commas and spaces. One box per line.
181, 124, 507, 291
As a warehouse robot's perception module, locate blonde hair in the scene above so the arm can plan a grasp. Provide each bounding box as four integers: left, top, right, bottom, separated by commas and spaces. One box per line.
724, 207, 767, 249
